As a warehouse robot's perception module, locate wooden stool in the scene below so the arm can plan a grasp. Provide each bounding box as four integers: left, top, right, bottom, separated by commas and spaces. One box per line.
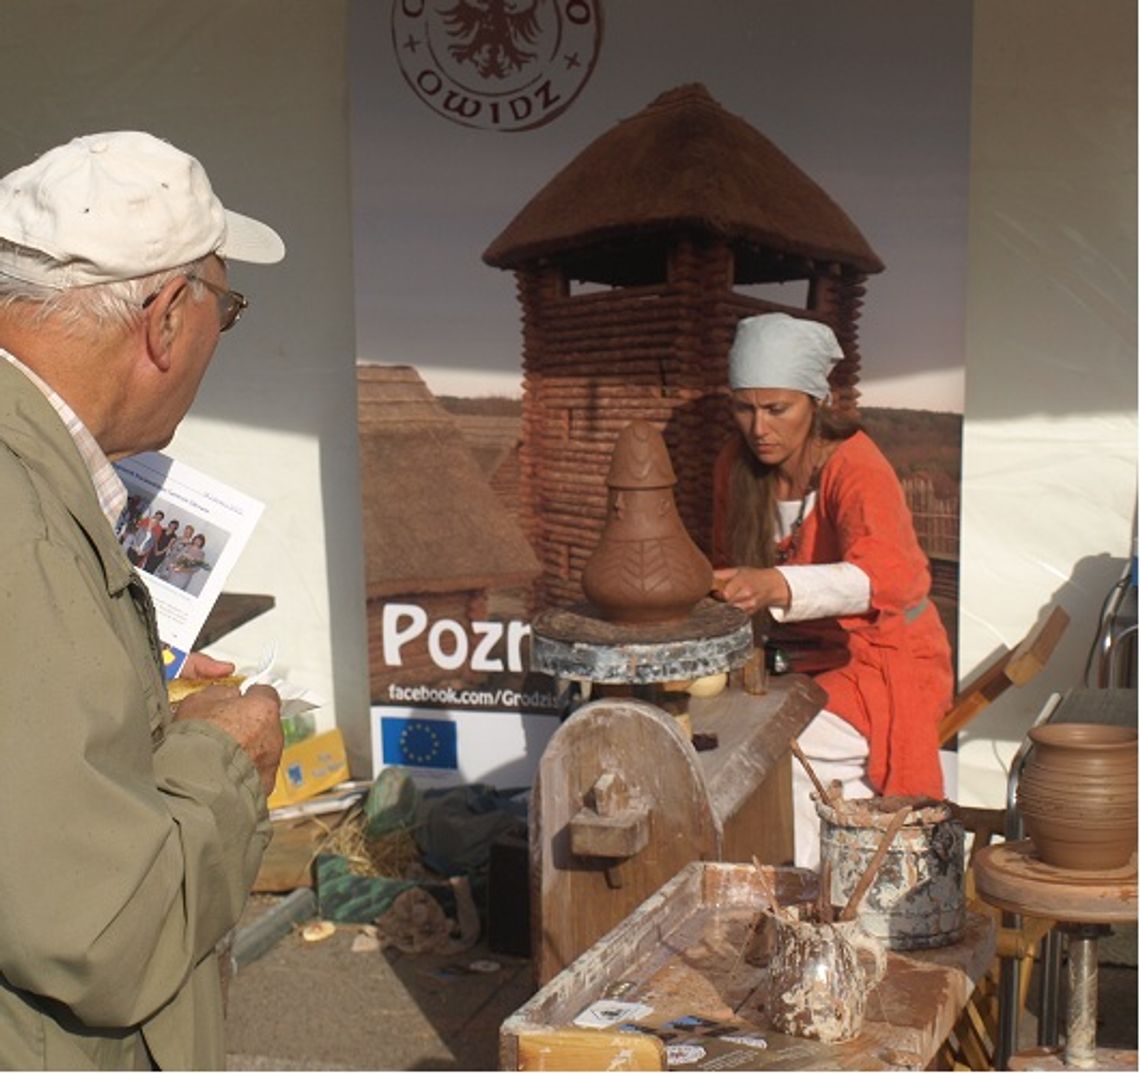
974, 840, 1137, 1070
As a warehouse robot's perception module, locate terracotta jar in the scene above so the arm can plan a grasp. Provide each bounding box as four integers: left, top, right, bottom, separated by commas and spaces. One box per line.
1016, 723, 1138, 871
581, 420, 713, 624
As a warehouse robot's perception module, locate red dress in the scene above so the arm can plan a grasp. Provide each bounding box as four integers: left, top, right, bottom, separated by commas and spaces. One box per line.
714, 432, 952, 797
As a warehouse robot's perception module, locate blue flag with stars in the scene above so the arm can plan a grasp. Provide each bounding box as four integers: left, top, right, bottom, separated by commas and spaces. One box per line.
380, 716, 458, 770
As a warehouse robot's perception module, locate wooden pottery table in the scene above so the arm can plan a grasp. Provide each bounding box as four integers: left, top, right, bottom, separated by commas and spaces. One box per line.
501, 861, 996, 1071
529, 598, 825, 984
974, 840, 1138, 1071
531, 675, 824, 984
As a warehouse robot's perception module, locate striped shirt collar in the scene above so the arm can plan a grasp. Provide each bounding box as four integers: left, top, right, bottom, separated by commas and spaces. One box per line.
1, 349, 128, 531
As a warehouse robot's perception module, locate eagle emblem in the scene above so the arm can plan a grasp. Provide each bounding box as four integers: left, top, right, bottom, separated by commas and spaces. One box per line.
440, 0, 544, 79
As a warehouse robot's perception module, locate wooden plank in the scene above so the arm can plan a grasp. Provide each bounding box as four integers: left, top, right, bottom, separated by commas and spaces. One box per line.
194, 591, 275, 649
1005, 605, 1070, 684
532, 701, 721, 986
939, 605, 1070, 743
252, 815, 345, 893
690, 676, 824, 848
514, 1028, 665, 1071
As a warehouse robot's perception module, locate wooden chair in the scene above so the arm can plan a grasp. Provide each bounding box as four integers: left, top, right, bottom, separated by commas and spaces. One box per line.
939, 605, 1070, 745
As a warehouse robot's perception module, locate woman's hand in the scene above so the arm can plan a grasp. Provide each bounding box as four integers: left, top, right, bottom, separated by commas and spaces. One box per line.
712, 566, 791, 616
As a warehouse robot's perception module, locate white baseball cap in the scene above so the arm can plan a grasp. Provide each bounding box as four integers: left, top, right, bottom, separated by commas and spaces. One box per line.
0, 131, 285, 289
728, 312, 843, 399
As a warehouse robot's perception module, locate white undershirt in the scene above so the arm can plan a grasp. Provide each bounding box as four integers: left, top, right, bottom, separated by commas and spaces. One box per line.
770, 494, 872, 622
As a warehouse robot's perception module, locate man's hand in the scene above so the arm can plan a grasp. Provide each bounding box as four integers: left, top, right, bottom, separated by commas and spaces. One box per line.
712, 566, 792, 616
173, 682, 284, 797
180, 650, 236, 680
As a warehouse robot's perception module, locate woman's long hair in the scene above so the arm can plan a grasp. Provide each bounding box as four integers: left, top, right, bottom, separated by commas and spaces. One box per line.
726, 402, 861, 568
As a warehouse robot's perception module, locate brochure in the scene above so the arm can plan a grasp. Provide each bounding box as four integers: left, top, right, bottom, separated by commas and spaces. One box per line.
113, 451, 264, 679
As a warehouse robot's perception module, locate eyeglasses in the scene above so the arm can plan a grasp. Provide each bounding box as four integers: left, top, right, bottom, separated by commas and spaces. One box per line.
142, 274, 248, 333
187, 275, 248, 333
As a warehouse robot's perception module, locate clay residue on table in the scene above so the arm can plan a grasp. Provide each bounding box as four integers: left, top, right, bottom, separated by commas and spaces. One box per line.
636, 959, 737, 1023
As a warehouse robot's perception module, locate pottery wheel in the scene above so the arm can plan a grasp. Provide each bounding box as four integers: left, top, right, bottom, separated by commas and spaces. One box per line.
973, 840, 1138, 923
530, 598, 753, 685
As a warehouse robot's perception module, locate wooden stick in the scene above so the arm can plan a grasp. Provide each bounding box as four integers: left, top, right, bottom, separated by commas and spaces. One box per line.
750, 854, 785, 919
837, 805, 912, 923
818, 857, 833, 924
788, 738, 831, 804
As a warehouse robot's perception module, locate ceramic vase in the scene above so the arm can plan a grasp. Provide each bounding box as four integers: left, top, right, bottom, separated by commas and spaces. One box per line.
1016, 723, 1138, 871
581, 420, 713, 624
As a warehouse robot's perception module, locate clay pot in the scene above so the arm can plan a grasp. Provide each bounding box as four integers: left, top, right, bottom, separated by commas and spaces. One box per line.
1016, 723, 1138, 871
581, 421, 713, 624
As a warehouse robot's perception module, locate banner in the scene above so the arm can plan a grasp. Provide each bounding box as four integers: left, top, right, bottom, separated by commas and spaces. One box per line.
351, 1, 971, 787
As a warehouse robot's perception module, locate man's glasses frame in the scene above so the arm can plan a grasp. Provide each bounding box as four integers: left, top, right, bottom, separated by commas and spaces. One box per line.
142, 274, 248, 333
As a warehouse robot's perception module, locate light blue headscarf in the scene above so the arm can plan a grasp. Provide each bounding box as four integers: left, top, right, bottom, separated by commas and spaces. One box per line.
728, 313, 843, 399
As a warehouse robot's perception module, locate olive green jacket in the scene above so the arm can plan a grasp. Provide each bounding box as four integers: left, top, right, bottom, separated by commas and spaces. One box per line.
0, 361, 271, 1069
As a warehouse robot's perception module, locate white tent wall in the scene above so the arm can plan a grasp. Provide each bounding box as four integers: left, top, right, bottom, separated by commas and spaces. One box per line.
0, 1, 374, 775
2, 1, 1133, 797
957, 0, 1137, 804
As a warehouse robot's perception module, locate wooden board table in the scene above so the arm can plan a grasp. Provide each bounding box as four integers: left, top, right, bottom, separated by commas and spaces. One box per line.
503, 861, 996, 1071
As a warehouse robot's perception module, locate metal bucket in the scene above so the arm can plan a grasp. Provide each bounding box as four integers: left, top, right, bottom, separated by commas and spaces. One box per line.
817, 795, 965, 950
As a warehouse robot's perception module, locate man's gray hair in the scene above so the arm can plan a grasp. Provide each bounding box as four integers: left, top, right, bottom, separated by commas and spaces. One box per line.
0, 239, 209, 334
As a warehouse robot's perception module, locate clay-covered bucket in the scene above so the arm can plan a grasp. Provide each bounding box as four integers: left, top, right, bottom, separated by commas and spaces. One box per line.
817, 795, 965, 951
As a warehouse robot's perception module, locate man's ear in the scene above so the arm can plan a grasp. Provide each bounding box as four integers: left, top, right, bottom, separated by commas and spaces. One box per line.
143, 277, 188, 372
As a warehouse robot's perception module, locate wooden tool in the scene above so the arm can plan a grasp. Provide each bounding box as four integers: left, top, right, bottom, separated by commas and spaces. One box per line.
818, 857, 834, 923
789, 736, 832, 805
837, 805, 911, 923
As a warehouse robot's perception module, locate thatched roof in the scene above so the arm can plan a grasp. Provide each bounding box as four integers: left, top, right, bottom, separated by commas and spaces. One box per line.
483, 83, 884, 279
357, 365, 539, 596
447, 411, 522, 483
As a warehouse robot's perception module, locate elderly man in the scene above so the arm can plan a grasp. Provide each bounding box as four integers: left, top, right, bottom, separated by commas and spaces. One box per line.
0, 132, 286, 1069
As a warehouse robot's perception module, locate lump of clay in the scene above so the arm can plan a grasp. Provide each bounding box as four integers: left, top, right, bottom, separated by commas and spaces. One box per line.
581, 420, 713, 624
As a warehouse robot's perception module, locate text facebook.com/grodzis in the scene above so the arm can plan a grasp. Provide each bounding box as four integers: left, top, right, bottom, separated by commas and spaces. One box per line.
386, 683, 561, 710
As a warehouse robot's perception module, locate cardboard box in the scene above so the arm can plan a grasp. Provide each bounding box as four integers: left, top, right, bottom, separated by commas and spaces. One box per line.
268, 728, 350, 809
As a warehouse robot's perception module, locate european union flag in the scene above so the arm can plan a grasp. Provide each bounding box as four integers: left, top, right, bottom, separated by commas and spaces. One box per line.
381, 716, 458, 770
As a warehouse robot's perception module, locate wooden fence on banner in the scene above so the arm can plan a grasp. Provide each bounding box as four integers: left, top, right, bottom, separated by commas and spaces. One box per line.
903, 474, 960, 562
901, 473, 960, 659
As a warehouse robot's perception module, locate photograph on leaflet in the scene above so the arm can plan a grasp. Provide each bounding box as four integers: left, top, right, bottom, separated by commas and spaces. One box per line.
351, 0, 968, 789
116, 493, 230, 598
114, 451, 264, 680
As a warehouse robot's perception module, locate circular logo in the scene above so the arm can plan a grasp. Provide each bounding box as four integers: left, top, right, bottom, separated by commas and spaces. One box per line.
391, 0, 604, 132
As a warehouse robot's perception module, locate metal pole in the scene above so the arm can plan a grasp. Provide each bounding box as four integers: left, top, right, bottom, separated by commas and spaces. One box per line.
1038, 927, 1063, 1046
997, 924, 1021, 1070
1062, 925, 1105, 1070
